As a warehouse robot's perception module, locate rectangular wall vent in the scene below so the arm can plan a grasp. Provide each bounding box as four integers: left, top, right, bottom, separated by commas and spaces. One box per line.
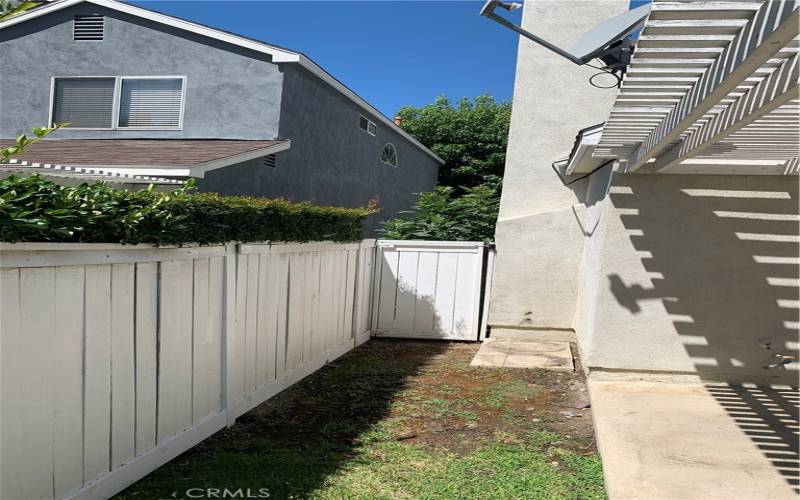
74, 15, 104, 41
263, 154, 276, 168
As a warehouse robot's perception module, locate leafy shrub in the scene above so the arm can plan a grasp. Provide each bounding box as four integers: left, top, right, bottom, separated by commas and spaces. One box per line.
382, 95, 509, 241
0, 175, 372, 244
379, 181, 499, 241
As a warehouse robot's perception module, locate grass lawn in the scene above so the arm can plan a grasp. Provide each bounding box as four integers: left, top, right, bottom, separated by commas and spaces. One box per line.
116, 340, 605, 500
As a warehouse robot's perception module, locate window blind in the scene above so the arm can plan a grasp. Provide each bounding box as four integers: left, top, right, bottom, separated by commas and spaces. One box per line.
118, 78, 183, 128
52, 78, 115, 128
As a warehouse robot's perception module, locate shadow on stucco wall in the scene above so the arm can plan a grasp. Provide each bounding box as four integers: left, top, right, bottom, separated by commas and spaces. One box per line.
606, 174, 799, 491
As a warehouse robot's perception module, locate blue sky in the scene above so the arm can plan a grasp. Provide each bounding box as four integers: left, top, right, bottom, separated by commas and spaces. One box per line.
131, 1, 523, 119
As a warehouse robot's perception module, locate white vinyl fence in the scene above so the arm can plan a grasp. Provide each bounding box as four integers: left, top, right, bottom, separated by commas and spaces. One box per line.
372, 240, 493, 341
0, 240, 376, 500
0, 238, 487, 500
229, 241, 375, 419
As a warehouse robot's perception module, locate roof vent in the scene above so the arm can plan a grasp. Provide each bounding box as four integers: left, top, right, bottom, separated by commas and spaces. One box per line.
74, 15, 104, 41
262, 154, 276, 168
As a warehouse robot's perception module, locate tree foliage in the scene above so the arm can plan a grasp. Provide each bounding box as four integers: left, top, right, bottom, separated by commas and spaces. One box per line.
395, 94, 511, 190
381, 95, 510, 241
0, 0, 39, 21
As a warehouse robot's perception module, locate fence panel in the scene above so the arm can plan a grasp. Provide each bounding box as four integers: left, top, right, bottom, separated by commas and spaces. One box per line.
0, 244, 230, 500
0, 238, 496, 498
232, 242, 365, 419
0, 239, 380, 499
372, 240, 487, 341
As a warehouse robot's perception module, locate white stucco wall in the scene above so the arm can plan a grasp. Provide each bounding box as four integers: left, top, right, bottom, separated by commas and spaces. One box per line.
580, 173, 799, 385
490, 0, 628, 329
491, 2, 799, 385
572, 162, 614, 353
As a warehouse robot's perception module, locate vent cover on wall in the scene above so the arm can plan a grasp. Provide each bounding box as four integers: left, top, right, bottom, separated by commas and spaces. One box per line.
263, 154, 276, 168
73, 15, 104, 41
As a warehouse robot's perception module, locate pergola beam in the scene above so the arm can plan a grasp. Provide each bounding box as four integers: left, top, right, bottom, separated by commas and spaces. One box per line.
653, 51, 800, 171
624, 1, 799, 172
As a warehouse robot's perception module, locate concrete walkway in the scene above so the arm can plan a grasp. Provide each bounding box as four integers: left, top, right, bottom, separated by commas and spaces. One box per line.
589, 380, 798, 500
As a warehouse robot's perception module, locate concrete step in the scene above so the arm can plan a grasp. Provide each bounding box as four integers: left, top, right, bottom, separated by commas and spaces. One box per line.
489, 327, 576, 343
470, 337, 574, 371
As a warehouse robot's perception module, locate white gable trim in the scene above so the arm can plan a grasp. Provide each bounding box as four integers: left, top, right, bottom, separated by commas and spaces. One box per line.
191, 140, 292, 177
0, 0, 300, 61
0, 0, 445, 164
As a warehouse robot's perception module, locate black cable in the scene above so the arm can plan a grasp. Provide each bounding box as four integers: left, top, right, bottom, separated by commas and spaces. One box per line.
584, 61, 622, 89
551, 158, 615, 186
589, 71, 622, 89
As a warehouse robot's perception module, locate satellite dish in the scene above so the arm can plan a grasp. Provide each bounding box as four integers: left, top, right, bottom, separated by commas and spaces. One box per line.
480, 1, 651, 73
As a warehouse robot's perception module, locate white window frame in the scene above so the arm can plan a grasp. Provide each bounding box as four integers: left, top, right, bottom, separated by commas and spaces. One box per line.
359, 115, 376, 136
117, 75, 187, 130
48, 75, 117, 130
48, 75, 187, 131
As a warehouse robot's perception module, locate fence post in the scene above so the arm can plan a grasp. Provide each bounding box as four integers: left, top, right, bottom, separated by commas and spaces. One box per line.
350, 243, 361, 348
222, 241, 238, 427
478, 244, 495, 341
351, 240, 377, 346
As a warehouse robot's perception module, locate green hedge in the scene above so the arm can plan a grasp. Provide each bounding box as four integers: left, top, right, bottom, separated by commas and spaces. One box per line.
0, 175, 373, 244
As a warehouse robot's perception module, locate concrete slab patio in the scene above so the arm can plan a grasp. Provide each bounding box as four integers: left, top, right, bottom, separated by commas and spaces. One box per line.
589, 380, 798, 500
470, 337, 574, 371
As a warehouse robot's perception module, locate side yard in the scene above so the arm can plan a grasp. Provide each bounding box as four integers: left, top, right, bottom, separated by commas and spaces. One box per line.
116, 340, 604, 500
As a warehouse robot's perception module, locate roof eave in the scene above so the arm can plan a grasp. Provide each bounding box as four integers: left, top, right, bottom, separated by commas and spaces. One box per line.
189, 139, 292, 177
36, 140, 292, 178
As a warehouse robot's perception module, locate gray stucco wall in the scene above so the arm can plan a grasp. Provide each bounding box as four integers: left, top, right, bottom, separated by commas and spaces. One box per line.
200, 64, 440, 235
0, 4, 283, 139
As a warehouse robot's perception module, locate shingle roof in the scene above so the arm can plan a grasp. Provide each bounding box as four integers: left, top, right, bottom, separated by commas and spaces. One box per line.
0, 139, 288, 167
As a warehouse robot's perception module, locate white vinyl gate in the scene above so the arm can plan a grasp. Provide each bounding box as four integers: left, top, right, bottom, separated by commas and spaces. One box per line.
372, 240, 492, 341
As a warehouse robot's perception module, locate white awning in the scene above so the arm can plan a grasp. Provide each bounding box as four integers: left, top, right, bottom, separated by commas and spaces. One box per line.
0, 159, 185, 185
596, 0, 799, 175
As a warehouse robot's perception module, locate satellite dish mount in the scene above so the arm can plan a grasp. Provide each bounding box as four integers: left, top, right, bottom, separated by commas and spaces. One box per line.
480, 1, 651, 74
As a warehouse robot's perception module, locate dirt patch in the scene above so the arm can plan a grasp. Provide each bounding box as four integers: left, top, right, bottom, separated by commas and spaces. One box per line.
249, 339, 596, 456
362, 340, 594, 455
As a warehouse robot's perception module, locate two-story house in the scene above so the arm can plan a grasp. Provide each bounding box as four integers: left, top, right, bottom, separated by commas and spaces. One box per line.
0, 0, 443, 234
